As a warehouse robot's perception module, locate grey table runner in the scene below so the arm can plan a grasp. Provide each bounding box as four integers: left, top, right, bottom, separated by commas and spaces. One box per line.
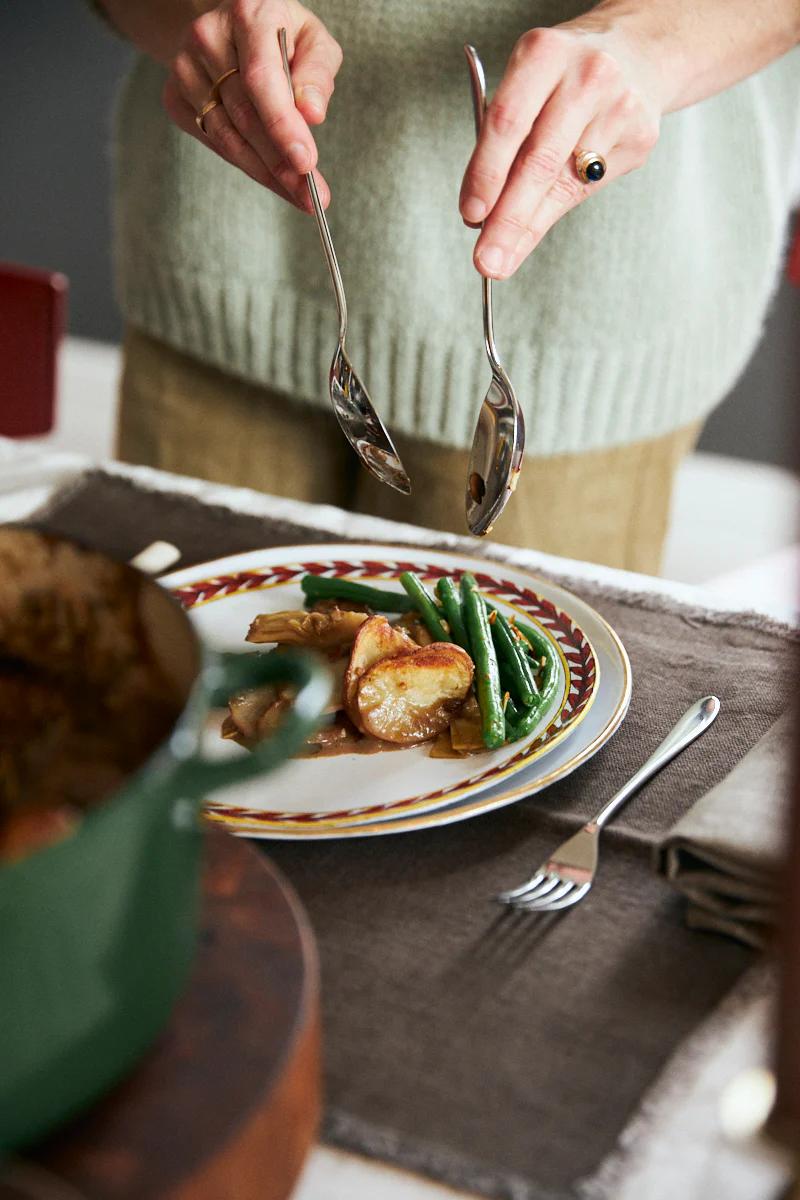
29, 472, 797, 1200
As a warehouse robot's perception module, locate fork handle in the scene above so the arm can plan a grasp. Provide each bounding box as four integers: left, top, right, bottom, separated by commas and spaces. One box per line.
592, 696, 720, 830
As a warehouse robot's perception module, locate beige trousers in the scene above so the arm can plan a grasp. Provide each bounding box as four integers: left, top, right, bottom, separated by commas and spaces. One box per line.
118, 328, 700, 574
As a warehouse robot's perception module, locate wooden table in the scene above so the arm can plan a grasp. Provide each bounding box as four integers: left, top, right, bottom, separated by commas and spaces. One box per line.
1, 832, 320, 1200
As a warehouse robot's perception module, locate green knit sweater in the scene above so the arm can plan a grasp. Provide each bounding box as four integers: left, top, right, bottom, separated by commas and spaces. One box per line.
114, 1, 800, 456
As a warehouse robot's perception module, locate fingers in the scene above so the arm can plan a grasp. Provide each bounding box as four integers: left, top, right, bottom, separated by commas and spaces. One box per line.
163, 75, 297, 205
217, 70, 317, 203
232, 14, 318, 174
189, 7, 305, 195
287, 16, 343, 126
502, 90, 658, 275
170, 49, 212, 111
459, 28, 565, 226
164, 2, 335, 212
474, 78, 599, 278
463, 26, 661, 279
503, 111, 620, 274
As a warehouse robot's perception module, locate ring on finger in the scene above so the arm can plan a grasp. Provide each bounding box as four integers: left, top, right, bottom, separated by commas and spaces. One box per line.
574, 149, 607, 184
209, 66, 239, 102
195, 97, 222, 135
195, 67, 240, 135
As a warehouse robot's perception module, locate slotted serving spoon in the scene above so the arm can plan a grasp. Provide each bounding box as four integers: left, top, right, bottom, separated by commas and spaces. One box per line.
463, 45, 525, 536
278, 28, 410, 495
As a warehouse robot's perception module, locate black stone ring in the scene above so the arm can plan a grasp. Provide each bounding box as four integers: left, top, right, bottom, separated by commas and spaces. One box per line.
575, 150, 607, 184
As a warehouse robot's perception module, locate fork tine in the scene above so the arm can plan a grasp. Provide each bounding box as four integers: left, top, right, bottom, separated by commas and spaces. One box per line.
522, 881, 592, 914
496, 871, 546, 905
513, 873, 562, 906
543, 882, 591, 911
515, 878, 574, 911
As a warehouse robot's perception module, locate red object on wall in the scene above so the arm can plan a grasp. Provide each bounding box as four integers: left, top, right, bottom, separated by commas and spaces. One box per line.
787, 212, 800, 288
0, 263, 68, 437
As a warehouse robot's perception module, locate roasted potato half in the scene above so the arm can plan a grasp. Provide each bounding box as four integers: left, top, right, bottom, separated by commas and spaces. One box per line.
343, 615, 417, 729
356, 643, 474, 745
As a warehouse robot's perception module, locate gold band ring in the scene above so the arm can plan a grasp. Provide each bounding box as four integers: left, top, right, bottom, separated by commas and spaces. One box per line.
575, 150, 607, 184
209, 66, 240, 101
195, 67, 240, 135
195, 97, 221, 135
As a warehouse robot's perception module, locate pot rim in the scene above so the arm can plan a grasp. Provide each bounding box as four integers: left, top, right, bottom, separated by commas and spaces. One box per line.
0, 527, 210, 874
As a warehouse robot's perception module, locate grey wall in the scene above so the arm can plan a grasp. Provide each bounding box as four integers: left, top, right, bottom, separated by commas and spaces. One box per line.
0, 0, 131, 342
2, 1, 798, 465
697, 271, 799, 468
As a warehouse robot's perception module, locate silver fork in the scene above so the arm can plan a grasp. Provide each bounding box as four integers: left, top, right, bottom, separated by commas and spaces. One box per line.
498, 696, 721, 912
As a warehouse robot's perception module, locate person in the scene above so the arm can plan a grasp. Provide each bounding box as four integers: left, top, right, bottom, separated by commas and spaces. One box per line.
92, 0, 800, 571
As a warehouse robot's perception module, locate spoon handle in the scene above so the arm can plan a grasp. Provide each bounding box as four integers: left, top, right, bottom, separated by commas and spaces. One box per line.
463, 45, 501, 376
279, 28, 347, 342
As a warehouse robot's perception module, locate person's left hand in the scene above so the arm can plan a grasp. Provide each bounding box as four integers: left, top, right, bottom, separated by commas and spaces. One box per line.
460, 18, 664, 279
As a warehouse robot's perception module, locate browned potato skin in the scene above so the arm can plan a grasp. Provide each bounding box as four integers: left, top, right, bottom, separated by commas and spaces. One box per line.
343, 615, 417, 730
356, 643, 474, 746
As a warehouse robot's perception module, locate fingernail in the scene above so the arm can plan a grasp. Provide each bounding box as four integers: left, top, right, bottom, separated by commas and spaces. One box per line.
297, 85, 325, 117
477, 245, 505, 276
462, 196, 486, 223
288, 141, 311, 172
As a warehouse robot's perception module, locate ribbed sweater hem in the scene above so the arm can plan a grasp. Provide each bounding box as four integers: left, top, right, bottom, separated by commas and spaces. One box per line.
119, 254, 770, 458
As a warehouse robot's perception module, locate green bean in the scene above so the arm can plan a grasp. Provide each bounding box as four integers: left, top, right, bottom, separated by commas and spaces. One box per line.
435, 577, 471, 651
399, 572, 450, 642
300, 575, 414, 612
489, 613, 525, 701
460, 573, 505, 750
506, 700, 551, 742
504, 622, 561, 743
503, 694, 522, 725
507, 615, 555, 664
488, 608, 539, 708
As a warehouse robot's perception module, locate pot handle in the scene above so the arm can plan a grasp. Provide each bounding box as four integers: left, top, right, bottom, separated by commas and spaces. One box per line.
169, 649, 331, 798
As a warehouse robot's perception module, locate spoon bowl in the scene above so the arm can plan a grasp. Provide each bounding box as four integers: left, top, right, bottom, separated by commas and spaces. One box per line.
330, 344, 411, 494
467, 370, 524, 535
279, 28, 410, 496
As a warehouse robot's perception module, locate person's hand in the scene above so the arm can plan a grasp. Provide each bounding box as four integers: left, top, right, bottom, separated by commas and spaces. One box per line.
163, 0, 342, 211
460, 18, 663, 279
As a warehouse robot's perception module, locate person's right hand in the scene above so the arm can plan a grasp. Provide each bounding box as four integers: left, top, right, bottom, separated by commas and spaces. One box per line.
163, 0, 342, 212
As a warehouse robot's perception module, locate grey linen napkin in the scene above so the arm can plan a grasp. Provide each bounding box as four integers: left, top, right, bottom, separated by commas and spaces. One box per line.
658, 713, 794, 949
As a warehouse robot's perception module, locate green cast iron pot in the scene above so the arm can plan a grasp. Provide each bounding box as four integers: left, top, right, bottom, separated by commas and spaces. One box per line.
0, 531, 330, 1152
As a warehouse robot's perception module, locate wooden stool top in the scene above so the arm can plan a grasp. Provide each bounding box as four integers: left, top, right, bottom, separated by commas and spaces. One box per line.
2, 830, 320, 1200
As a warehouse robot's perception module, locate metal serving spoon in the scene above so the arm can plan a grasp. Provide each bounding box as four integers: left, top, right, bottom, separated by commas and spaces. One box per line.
278, 28, 410, 495
463, 45, 525, 537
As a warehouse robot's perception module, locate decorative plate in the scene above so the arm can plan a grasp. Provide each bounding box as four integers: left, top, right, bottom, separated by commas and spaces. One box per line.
248, 597, 631, 838
161, 545, 601, 832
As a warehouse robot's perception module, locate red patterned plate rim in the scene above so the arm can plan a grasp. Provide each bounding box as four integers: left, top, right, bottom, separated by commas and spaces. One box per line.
169, 552, 600, 828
